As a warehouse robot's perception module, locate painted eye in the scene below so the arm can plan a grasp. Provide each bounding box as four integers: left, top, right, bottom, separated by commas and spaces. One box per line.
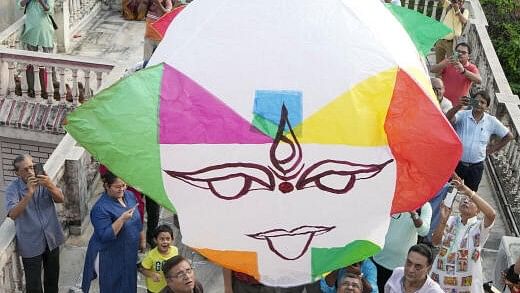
164, 163, 275, 200
295, 159, 393, 194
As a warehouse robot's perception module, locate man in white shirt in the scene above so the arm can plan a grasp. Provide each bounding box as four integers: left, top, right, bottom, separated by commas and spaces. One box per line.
385, 244, 443, 293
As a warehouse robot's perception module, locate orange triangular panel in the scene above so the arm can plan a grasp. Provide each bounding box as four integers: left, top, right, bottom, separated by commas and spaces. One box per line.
195, 248, 260, 281
385, 69, 462, 214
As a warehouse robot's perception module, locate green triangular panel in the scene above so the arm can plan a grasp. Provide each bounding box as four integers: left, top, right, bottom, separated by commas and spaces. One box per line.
311, 240, 381, 280
387, 4, 453, 56
64, 64, 174, 211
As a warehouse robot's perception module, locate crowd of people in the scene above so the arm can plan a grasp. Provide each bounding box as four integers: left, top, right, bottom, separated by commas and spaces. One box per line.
4, 0, 520, 293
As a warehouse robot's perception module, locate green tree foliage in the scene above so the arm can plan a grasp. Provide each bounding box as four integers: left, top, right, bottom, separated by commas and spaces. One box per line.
480, 0, 520, 95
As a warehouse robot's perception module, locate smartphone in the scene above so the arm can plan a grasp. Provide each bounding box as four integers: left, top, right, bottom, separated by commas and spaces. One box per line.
443, 184, 458, 208
34, 163, 45, 176
452, 51, 459, 60
470, 96, 479, 107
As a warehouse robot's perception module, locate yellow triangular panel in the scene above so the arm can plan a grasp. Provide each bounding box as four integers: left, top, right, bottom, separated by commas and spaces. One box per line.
294, 68, 398, 146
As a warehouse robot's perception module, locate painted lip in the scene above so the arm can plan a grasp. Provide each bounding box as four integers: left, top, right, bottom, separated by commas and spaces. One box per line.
246, 225, 335, 260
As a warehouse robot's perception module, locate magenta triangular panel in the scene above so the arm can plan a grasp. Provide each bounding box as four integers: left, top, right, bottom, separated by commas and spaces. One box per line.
159, 64, 272, 144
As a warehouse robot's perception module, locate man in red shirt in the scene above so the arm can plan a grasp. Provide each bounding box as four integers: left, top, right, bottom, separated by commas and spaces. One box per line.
430, 42, 481, 106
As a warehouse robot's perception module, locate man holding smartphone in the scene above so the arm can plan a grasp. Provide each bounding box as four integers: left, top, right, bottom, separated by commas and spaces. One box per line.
4, 154, 64, 293
446, 91, 513, 191
430, 42, 481, 106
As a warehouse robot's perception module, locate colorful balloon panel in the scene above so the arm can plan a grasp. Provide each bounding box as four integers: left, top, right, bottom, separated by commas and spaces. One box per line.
65, 0, 461, 287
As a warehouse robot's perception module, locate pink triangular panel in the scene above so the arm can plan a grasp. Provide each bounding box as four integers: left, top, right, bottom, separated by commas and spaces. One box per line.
159, 64, 272, 144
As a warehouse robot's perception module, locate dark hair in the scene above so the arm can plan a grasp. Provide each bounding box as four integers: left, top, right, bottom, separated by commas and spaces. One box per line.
154, 224, 174, 239
101, 170, 119, 186
505, 264, 520, 284
12, 154, 32, 171
455, 42, 471, 54
163, 255, 190, 276
473, 90, 491, 106
408, 244, 434, 265
339, 271, 372, 293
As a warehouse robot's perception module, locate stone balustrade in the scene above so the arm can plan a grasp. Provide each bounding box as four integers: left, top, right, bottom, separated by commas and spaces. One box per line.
466, 13, 520, 235
0, 0, 103, 53
403, 0, 443, 19
0, 47, 115, 136
0, 47, 114, 104
0, 135, 100, 291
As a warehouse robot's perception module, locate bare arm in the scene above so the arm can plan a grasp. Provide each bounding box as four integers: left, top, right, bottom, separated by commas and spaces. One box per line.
432, 204, 451, 246
462, 68, 481, 84
445, 96, 469, 124
487, 132, 514, 155
452, 3, 468, 24
139, 265, 162, 282
453, 176, 496, 228
430, 59, 450, 74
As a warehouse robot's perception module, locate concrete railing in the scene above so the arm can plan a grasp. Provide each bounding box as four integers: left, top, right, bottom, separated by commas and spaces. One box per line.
0, 0, 102, 53
0, 47, 115, 105
0, 134, 101, 291
464, 9, 520, 236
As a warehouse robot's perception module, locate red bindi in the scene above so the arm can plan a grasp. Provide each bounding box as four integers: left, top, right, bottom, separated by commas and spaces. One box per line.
278, 182, 294, 193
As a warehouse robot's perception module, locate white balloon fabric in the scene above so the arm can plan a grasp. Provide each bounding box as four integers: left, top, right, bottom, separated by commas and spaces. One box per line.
66, 0, 461, 287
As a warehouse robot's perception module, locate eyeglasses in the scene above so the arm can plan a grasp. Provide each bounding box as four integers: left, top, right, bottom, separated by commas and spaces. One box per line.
110, 184, 127, 190
168, 268, 193, 280
456, 50, 469, 55
340, 281, 362, 289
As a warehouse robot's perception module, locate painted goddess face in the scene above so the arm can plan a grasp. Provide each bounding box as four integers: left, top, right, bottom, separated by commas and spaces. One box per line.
147, 0, 461, 286
64, 0, 461, 287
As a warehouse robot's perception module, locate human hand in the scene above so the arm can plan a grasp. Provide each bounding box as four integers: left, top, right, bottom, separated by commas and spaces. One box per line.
121, 207, 135, 221
486, 144, 497, 155
151, 272, 162, 282
459, 95, 470, 106
26, 176, 38, 195
453, 61, 464, 73
36, 174, 52, 188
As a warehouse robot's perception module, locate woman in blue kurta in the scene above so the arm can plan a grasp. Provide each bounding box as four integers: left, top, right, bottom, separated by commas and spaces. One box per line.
81, 171, 145, 293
